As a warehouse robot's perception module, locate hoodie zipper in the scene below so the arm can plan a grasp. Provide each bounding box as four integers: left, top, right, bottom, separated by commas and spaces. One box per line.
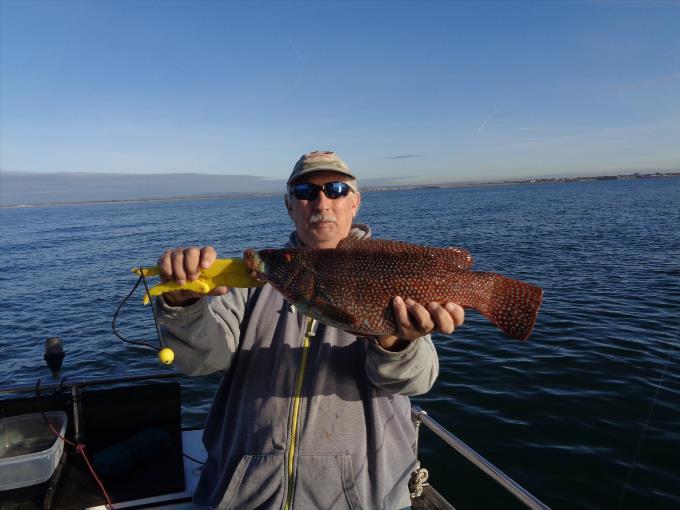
284, 317, 316, 510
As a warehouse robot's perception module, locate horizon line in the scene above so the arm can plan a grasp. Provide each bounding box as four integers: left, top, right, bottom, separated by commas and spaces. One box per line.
2, 172, 677, 209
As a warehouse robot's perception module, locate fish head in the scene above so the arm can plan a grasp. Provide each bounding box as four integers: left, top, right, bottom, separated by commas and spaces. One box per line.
243, 248, 311, 297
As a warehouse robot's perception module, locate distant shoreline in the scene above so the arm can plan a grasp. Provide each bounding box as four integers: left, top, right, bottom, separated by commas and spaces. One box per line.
0, 191, 281, 209
1, 172, 678, 209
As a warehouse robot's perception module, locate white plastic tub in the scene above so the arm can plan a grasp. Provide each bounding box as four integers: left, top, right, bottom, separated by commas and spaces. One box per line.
0, 411, 68, 491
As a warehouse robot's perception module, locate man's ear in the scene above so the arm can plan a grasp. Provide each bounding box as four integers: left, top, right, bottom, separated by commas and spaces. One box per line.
352, 192, 361, 218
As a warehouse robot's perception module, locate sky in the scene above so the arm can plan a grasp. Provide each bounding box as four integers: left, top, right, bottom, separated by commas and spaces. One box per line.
1, 0, 679, 184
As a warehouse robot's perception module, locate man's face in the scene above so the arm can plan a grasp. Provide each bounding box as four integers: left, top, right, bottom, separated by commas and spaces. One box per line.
287, 171, 361, 249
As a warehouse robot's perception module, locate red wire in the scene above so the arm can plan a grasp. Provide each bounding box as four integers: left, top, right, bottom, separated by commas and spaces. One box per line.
47, 421, 116, 510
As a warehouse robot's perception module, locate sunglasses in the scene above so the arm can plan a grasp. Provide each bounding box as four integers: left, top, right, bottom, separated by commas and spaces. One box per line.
290, 182, 352, 200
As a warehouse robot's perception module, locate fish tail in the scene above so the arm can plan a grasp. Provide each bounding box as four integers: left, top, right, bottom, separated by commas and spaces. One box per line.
476, 274, 543, 340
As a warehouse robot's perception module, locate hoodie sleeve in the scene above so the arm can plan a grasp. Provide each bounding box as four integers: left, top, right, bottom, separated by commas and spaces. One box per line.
364, 335, 439, 396
156, 287, 249, 376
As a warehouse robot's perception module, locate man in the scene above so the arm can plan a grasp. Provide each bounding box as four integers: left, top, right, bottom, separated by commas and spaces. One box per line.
157, 151, 464, 509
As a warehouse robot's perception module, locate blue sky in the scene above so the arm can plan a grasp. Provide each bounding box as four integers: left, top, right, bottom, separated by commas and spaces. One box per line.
1, 0, 679, 184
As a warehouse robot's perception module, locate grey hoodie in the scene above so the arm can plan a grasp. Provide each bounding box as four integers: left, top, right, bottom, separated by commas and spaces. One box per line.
158, 225, 439, 509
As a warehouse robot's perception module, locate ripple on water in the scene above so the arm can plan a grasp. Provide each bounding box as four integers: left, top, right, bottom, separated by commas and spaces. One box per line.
2, 180, 680, 509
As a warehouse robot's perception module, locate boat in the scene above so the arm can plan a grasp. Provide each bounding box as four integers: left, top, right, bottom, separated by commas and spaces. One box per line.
0, 370, 550, 509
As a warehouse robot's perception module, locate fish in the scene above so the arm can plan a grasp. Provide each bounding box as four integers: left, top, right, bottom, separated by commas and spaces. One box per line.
244, 238, 543, 341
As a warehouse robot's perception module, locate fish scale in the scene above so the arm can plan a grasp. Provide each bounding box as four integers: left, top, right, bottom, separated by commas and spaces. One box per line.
244, 238, 543, 340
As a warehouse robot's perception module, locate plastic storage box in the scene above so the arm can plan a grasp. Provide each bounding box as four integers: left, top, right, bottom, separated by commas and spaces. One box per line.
0, 411, 68, 491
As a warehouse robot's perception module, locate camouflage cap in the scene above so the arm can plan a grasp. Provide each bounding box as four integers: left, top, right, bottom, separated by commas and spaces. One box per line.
287, 151, 356, 185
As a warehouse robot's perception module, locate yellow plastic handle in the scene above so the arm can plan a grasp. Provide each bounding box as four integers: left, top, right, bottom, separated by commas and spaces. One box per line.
132, 258, 263, 304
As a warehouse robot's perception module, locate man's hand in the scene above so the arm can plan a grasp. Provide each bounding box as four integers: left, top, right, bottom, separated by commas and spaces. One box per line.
157, 246, 229, 306
377, 297, 465, 351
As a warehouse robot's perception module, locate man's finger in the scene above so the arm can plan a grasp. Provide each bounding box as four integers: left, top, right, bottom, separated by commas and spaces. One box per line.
405, 299, 434, 332
445, 302, 465, 326
428, 302, 454, 334
184, 246, 202, 281
393, 296, 411, 332
171, 249, 187, 285
210, 286, 229, 296
200, 246, 217, 269
158, 250, 173, 281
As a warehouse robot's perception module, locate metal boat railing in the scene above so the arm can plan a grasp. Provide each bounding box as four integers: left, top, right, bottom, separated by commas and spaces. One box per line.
411, 405, 550, 510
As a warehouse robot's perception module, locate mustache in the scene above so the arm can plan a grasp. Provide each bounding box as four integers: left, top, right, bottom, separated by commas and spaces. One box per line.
308, 213, 337, 225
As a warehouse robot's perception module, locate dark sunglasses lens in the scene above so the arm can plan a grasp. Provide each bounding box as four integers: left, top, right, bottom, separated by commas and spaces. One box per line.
324, 182, 350, 198
293, 184, 319, 200
292, 182, 351, 200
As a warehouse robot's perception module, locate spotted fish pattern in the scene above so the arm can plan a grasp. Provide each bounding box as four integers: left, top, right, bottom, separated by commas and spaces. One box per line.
244, 238, 543, 340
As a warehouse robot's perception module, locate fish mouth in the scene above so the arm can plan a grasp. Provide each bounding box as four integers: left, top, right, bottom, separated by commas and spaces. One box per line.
243, 249, 266, 280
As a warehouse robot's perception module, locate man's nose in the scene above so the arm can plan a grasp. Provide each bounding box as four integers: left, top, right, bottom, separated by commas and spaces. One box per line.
312, 191, 333, 209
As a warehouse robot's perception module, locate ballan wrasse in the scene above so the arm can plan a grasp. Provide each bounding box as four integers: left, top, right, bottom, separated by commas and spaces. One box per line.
244, 238, 543, 341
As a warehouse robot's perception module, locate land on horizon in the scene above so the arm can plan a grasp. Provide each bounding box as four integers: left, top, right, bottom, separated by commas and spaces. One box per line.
1, 170, 677, 208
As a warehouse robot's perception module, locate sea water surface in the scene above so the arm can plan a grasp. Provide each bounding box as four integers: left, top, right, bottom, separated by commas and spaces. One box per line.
1, 178, 678, 509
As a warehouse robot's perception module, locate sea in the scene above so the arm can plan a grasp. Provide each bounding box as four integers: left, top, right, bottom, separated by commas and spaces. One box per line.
1, 177, 678, 510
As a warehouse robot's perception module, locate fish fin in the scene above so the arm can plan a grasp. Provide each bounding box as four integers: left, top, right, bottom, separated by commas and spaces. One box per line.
336, 237, 415, 251
336, 238, 473, 268
310, 297, 358, 328
478, 275, 543, 340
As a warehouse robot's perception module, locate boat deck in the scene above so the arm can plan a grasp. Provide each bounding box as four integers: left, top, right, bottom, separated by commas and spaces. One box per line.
1, 373, 548, 510
2, 428, 453, 510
